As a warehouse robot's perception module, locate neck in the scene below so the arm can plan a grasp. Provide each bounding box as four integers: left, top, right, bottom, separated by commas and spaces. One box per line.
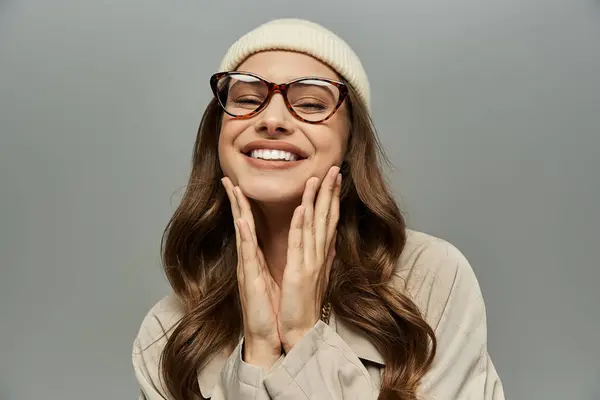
252, 200, 298, 287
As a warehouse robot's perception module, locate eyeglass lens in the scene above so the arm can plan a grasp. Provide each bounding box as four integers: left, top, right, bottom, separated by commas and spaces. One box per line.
215, 73, 341, 122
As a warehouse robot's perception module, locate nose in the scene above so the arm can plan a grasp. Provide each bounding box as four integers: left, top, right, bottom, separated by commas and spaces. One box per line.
254, 93, 295, 136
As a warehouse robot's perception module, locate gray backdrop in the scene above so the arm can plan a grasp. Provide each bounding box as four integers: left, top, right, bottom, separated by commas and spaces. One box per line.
1, 0, 599, 399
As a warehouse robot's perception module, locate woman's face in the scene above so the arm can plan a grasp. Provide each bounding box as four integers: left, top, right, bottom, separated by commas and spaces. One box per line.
218, 51, 350, 205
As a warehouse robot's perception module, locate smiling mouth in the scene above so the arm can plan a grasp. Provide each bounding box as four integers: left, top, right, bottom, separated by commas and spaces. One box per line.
243, 149, 307, 162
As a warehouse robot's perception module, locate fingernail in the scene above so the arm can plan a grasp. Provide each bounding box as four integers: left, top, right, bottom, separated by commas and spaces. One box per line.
336, 173, 342, 185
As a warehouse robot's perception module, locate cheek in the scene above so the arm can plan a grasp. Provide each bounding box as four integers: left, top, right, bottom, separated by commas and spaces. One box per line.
339, 129, 350, 160
217, 129, 227, 167
313, 124, 349, 164
217, 120, 240, 176
327, 139, 346, 164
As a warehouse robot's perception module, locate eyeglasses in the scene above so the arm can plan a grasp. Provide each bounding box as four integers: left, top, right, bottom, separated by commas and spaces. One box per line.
210, 71, 348, 124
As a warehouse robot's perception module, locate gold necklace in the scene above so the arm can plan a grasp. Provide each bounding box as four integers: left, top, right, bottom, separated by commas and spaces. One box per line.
320, 302, 332, 324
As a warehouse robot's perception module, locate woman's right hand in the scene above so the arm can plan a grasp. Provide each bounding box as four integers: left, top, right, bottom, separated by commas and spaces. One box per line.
222, 177, 282, 371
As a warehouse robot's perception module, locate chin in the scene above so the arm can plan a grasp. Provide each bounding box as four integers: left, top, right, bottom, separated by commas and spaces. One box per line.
239, 178, 304, 204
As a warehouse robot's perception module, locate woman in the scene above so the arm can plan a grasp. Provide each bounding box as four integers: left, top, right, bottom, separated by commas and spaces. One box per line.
132, 18, 505, 400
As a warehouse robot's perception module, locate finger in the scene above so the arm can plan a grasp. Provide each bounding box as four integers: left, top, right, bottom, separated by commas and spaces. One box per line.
301, 177, 319, 270
236, 218, 260, 281
222, 178, 242, 262
229, 185, 270, 282
233, 186, 258, 246
325, 172, 342, 251
314, 166, 340, 263
286, 205, 305, 274
257, 248, 269, 274
221, 177, 241, 219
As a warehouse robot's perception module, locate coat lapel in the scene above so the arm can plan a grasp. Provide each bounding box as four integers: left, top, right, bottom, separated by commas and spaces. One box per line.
197, 349, 229, 399
332, 311, 386, 365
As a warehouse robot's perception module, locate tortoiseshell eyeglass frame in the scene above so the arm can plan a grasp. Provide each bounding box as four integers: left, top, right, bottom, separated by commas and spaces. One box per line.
210, 71, 349, 124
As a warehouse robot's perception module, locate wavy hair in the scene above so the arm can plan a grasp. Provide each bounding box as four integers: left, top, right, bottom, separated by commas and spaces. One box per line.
159, 84, 437, 400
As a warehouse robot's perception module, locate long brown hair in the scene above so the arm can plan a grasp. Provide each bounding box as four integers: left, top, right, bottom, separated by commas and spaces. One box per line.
160, 84, 437, 400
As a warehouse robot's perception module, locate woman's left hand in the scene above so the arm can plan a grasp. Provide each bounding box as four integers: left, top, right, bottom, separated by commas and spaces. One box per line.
278, 166, 342, 353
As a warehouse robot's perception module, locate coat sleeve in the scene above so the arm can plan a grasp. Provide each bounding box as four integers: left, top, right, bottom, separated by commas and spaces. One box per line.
407, 240, 506, 400
132, 336, 169, 400
208, 338, 285, 400
134, 323, 368, 400
262, 321, 377, 400
132, 306, 282, 399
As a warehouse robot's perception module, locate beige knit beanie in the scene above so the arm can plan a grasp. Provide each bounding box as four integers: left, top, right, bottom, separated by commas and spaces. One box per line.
218, 18, 371, 110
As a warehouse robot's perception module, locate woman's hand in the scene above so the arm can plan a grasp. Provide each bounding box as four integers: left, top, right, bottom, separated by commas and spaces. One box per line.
222, 177, 282, 371
278, 166, 341, 353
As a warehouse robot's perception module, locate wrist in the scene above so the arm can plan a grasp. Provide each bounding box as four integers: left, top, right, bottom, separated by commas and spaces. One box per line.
281, 328, 310, 354
243, 339, 282, 370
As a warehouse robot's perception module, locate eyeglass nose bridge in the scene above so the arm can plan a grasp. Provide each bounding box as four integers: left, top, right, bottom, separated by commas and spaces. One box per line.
258, 82, 294, 113
269, 82, 288, 94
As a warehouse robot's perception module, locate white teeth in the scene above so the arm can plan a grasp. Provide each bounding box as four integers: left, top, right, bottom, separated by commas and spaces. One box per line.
249, 149, 299, 161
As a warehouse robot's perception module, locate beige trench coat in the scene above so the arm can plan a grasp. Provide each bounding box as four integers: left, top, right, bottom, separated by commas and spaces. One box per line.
132, 230, 505, 399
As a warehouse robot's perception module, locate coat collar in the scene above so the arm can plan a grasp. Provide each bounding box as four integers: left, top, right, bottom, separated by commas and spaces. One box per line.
197, 311, 385, 398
